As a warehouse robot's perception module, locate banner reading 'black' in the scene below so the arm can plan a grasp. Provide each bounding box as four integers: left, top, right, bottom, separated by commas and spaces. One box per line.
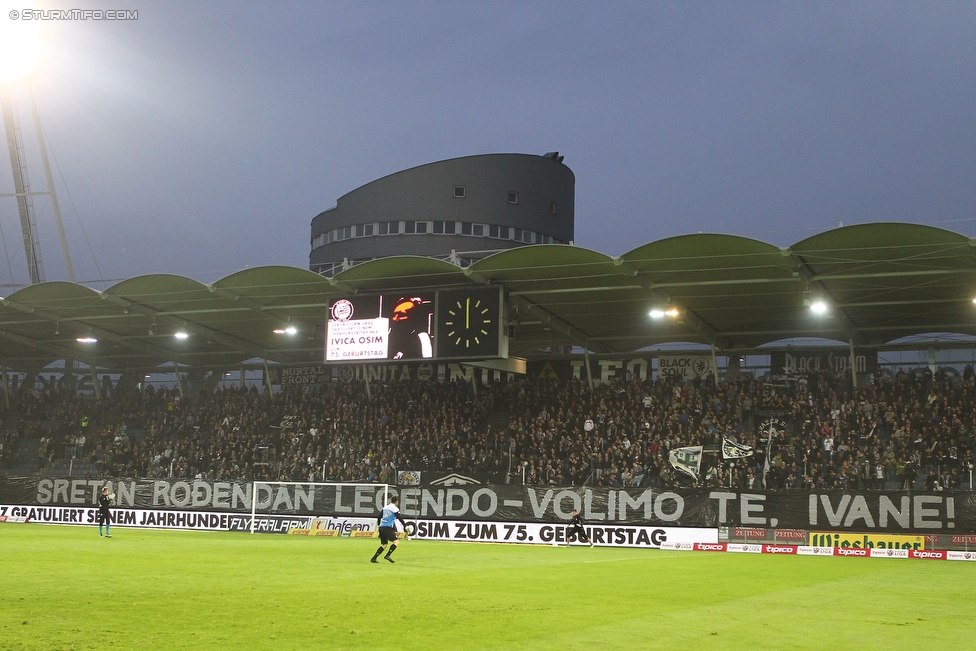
770, 349, 877, 375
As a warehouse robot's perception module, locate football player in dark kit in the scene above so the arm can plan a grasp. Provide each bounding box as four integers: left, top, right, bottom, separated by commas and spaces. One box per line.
97, 486, 113, 538
371, 495, 407, 563
568, 509, 593, 546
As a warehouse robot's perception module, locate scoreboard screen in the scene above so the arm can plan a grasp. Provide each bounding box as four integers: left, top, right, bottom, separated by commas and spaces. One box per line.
325, 287, 505, 363
327, 294, 434, 361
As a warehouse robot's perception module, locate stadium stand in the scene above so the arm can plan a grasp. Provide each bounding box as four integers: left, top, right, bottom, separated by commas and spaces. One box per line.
2, 366, 974, 491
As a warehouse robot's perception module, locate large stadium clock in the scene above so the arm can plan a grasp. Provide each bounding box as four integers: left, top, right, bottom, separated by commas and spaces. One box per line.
436, 287, 502, 358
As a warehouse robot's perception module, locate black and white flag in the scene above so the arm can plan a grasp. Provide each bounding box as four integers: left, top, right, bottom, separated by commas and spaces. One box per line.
758, 416, 789, 489
722, 438, 754, 460
669, 446, 703, 481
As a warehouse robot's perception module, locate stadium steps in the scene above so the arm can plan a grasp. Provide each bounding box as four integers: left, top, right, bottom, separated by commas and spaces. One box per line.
1, 408, 34, 475
45, 457, 96, 477
8, 440, 41, 474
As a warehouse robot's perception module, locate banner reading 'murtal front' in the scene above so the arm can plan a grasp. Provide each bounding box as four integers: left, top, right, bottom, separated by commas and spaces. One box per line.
2, 477, 974, 534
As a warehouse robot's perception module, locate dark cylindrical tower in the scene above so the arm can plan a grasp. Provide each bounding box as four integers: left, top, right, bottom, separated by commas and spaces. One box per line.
309, 152, 574, 275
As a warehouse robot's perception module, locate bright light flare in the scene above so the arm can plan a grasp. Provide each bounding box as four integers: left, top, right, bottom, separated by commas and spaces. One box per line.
174, 331, 189, 340
649, 308, 680, 319
0, 11, 40, 84
810, 300, 828, 315
76, 337, 97, 343
273, 326, 298, 335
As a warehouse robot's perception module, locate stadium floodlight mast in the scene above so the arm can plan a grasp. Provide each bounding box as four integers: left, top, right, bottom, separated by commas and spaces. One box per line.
249, 481, 391, 535
0, 17, 76, 284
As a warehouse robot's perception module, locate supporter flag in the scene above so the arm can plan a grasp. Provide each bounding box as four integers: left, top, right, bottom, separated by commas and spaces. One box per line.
397, 470, 421, 486
722, 438, 754, 460
757, 415, 789, 489
669, 446, 703, 481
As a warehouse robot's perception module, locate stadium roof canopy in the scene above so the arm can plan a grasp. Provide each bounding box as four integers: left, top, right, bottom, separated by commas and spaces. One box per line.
1, 223, 975, 372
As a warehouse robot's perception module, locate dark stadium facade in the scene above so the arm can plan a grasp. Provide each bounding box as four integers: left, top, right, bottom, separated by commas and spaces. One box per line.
309, 152, 575, 276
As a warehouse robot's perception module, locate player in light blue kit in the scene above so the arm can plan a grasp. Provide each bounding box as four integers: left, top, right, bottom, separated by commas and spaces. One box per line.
371, 495, 407, 563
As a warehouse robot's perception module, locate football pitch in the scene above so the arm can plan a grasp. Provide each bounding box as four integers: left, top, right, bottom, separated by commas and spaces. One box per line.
1, 525, 974, 650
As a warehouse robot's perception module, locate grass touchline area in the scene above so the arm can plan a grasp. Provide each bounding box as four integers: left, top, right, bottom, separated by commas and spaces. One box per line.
1, 524, 974, 651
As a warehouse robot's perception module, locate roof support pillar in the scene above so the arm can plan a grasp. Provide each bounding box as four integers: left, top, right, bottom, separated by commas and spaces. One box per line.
173, 360, 184, 399
583, 346, 594, 391
89, 357, 102, 400
711, 344, 720, 385
63, 356, 73, 393
848, 339, 857, 390
22, 371, 36, 394
263, 359, 274, 396
363, 364, 371, 401
1, 364, 8, 409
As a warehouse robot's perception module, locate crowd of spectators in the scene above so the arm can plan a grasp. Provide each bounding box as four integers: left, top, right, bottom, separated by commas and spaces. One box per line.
4, 364, 976, 491
0, 422, 14, 468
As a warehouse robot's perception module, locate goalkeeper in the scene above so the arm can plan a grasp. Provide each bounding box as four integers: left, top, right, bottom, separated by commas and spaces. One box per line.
370, 495, 407, 564
97, 486, 113, 538
568, 509, 593, 546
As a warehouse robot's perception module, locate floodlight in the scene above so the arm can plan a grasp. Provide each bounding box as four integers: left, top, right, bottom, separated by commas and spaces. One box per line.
650, 308, 679, 319
0, 17, 39, 84
76, 337, 97, 343
174, 331, 189, 340
810, 300, 828, 315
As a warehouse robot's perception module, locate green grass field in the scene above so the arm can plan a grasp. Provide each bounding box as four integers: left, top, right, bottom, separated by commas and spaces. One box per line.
1, 524, 974, 650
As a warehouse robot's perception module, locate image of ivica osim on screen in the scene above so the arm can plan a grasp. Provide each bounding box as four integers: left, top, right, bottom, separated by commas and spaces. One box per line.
389, 296, 434, 359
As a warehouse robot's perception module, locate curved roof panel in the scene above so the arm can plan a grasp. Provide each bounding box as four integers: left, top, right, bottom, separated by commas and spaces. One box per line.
0, 224, 973, 371
333, 256, 467, 292
790, 224, 976, 346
